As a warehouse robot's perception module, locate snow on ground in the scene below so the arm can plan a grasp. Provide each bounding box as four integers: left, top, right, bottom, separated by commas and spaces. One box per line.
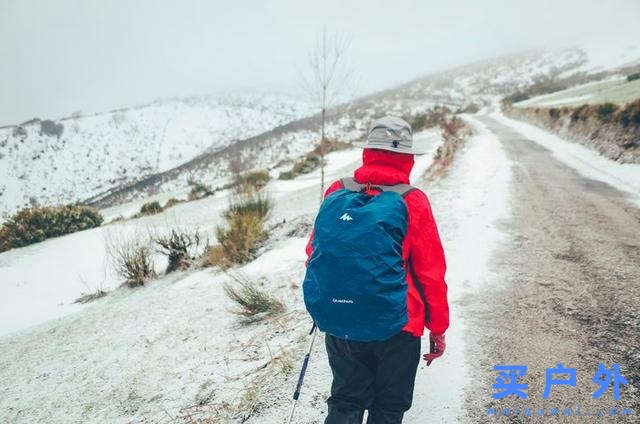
0, 147, 365, 339
403, 115, 512, 422
492, 111, 640, 208
0, 150, 360, 423
0, 130, 450, 423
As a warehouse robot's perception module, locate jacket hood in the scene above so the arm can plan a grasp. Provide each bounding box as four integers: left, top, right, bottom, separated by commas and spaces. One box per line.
353, 148, 414, 185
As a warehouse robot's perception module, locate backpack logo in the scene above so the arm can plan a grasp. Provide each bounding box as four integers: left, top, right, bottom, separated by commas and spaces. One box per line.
332, 298, 354, 304
339, 213, 353, 221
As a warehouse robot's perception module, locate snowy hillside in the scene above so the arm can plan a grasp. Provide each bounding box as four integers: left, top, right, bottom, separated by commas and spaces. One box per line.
87, 44, 640, 211
3, 44, 638, 222
84, 50, 583, 208
0, 92, 314, 221
392, 43, 640, 107
514, 76, 640, 108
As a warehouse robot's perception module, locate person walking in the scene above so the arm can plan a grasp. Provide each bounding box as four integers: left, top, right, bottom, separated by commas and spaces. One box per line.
303, 116, 449, 424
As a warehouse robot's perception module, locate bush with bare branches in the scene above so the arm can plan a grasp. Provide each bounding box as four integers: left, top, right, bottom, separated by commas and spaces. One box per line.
151, 228, 205, 273
112, 245, 155, 287
105, 233, 155, 287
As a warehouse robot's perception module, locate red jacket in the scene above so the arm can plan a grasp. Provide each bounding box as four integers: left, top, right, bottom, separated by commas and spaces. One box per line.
305, 148, 449, 336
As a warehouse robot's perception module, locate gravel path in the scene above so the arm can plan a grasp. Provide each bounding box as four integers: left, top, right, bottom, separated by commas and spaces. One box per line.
462, 116, 640, 422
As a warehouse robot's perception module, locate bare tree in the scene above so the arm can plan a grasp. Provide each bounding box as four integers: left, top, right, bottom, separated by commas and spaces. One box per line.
300, 26, 356, 201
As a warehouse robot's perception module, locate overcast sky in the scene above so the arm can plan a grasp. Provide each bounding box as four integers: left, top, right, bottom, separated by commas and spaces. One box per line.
1, 0, 639, 124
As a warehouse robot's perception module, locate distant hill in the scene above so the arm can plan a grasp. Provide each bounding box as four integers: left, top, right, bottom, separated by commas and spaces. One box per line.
0, 93, 314, 221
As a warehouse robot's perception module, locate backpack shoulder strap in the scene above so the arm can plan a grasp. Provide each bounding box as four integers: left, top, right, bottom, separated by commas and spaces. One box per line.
340, 177, 365, 192
340, 177, 417, 197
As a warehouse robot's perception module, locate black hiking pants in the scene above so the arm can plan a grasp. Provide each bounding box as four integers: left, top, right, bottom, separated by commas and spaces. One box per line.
324, 331, 421, 424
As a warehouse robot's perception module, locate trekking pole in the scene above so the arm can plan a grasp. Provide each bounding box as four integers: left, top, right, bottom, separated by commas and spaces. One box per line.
287, 322, 317, 424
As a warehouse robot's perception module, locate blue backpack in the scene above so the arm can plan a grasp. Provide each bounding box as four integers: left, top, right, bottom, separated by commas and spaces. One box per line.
303, 177, 416, 341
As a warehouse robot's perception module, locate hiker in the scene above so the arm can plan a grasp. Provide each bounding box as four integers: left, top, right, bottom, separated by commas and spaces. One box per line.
303, 116, 449, 424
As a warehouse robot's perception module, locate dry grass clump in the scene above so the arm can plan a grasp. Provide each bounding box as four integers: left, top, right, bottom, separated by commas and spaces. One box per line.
223, 273, 285, 321
113, 244, 155, 287
105, 233, 155, 287
223, 192, 271, 221
188, 181, 214, 201
235, 170, 271, 192
310, 139, 351, 156
164, 197, 184, 209
140, 201, 162, 215
136, 201, 163, 217
206, 192, 271, 268
213, 212, 268, 266
74, 288, 107, 304
278, 154, 321, 180
236, 375, 267, 422
424, 116, 473, 180
278, 139, 351, 181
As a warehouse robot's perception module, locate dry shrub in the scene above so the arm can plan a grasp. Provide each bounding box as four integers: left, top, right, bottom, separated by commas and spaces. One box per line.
596, 103, 618, 122
106, 233, 155, 287
207, 192, 271, 268
278, 154, 321, 180
188, 181, 214, 201
164, 198, 184, 209
204, 244, 232, 269
235, 170, 271, 193
151, 227, 205, 273
113, 245, 154, 287
223, 273, 285, 321
223, 192, 271, 221
424, 116, 473, 180
440, 115, 467, 139
570, 104, 589, 123
0, 205, 103, 252
404, 108, 450, 132
619, 100, 640, 128
138, 201, 162, 216
311, 139, 351, 156
279, 139, 350, 181
215, 213, 268, 266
